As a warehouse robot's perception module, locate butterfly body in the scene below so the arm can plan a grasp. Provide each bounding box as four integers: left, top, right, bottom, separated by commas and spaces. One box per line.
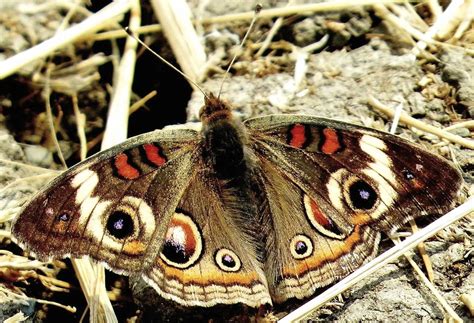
200, 94, 250, 180
13, 94, 462, 307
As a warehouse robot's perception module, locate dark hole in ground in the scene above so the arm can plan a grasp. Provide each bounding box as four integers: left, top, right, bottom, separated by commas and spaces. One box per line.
88, 1, 192, 138
93, 37, 192, 139
128, 48, 192, 137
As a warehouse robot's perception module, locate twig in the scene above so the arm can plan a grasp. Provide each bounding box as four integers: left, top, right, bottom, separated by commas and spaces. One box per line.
255, 17, 285, 57
35, 298, 76, 313
368, 96, 474, 150
393, 237, 461, 322
411, 0, 466, 56
374, 4, 474, 56
445, 120, 474, 130
89, 24, 162, 41
0, 158, 59, 173
89, 0, 407, 42
129, 90, 158, 115
408, 220, 435, 282
0, 172, 57, 196
202, 0, 410, 24
255, 0, 297, 58
302, 34, 330, 53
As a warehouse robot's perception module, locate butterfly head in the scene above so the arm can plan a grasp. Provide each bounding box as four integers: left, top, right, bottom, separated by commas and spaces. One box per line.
199, 92, 234, 125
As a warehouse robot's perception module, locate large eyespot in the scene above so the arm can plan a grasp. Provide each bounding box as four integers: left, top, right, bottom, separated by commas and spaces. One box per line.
160, 212, 203, 269
290, 235, 313, 259
215, 248, 241, 272
348, 179, 378, 210
106, 211, 134, 239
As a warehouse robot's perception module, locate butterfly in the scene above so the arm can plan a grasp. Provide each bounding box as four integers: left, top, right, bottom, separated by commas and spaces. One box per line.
12, 92, 462, 308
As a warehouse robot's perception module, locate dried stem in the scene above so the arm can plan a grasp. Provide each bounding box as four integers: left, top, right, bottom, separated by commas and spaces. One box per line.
368, 96, 474, 150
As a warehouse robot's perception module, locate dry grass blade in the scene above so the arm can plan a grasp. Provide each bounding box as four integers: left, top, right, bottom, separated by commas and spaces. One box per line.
412, 0, 467, 55
0, 0, 131, 79
150, 0, 207, 84
89, 0, 408, 42
42, 65, 67, 169
4, 311, 28, 323
281, 199, 474, 322
374, 2, 474, 56
0, 252, 76, 316
202, 0, 411, 24
71, 94, 88, 161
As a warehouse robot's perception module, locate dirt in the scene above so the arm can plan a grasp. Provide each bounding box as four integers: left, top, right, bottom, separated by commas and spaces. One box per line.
0, 0, 473, 322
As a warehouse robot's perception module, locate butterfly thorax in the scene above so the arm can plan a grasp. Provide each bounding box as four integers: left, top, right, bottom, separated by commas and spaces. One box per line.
200, 94, 249, 179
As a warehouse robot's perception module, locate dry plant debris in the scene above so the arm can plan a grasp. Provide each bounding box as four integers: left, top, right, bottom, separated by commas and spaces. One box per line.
0, 0, 472, 322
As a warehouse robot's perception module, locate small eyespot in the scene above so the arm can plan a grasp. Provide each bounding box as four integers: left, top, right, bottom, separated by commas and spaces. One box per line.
348, 179, 378, 210
295, 240, 307, 254
106, 211, 134, 239
290, 235, 313, 259
402, 169, 415, 180
57, 212, 70, 222
215, 248, 241, 272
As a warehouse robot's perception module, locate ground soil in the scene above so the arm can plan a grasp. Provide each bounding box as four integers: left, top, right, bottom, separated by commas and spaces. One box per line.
0, 1, 472, 322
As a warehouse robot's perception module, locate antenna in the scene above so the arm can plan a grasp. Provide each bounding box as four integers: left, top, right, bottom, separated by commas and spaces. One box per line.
217, 4, 262, 99
124, 27, 210, 100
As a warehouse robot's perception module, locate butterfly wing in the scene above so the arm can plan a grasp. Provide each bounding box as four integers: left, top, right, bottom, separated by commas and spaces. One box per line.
244, 114, 463, 302
12, 128, 200, 274
142, 153, 271, 307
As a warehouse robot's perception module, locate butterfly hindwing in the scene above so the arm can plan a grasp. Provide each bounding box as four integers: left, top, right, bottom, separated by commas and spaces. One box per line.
254, 155, 381, 302
143, 154, 271, 307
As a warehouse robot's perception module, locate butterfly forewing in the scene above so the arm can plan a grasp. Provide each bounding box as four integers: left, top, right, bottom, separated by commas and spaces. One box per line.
13, 128, 199, 273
